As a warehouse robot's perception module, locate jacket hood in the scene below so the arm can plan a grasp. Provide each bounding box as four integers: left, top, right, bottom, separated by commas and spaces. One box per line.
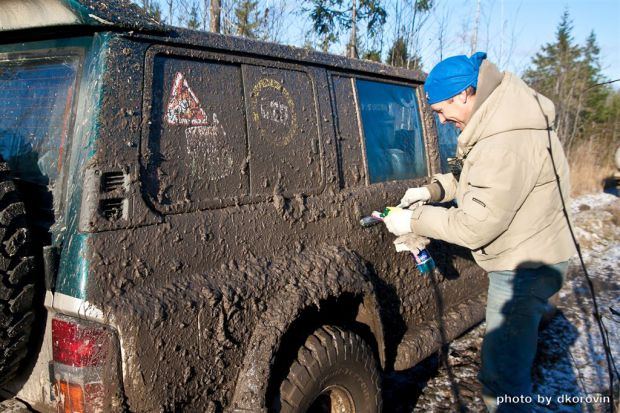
457, 61, 557, 157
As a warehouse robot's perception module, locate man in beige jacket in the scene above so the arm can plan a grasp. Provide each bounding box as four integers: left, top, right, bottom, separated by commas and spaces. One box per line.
383, 52, 576, 412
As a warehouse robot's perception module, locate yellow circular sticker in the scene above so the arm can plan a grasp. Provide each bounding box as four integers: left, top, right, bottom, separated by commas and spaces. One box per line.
251, 78, 297, 146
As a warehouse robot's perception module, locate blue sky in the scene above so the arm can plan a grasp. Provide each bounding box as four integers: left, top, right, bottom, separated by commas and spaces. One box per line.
462, 0, 620, 80
283, 0, 620, 82
152, 0, 620, 83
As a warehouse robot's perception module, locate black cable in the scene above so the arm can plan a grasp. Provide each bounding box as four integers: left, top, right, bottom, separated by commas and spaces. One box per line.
602, 319, 620, 380
536, 94, 619, 412
585, 78, 620, 91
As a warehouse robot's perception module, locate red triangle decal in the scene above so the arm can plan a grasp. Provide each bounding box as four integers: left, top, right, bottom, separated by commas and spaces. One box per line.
166, 72, 209, 125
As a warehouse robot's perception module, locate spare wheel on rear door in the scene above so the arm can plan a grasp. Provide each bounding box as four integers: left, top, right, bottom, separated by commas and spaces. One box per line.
0, 157, 38, 385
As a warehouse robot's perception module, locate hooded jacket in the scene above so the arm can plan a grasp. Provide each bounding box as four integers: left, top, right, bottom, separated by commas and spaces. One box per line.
411, 61, 576, 272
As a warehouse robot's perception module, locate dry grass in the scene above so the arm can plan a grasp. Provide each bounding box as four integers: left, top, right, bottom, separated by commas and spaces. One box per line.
568, 140, 617, 197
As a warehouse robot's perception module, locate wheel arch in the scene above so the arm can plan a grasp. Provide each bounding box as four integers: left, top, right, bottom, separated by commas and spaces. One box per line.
228, 248, 385, 412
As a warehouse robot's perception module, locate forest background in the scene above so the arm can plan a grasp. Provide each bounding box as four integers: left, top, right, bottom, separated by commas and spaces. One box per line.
132, 0, 620, 196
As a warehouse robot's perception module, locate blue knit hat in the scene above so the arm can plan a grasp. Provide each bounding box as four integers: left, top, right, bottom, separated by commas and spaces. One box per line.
424, 52, 487, 104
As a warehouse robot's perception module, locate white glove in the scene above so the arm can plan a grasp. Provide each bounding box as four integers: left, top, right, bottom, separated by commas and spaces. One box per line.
398, 187, 431, 209
382, 207, 413, 236
393, 233, 430, 255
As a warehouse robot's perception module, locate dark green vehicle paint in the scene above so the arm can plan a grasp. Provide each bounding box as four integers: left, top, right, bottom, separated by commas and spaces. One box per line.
54, 33, 111, 300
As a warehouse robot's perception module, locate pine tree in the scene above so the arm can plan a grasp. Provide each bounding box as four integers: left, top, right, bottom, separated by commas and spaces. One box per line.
306, 0, 341, 52
524, 10, 586, 147
579, 32, 617, 156
386, 37, 421, 70
386, 37, 408, 67
233, 0, 269, 39
187, 2, 201, 29
581, 31, 608, 124
524, 9, 615, 169
139, 0, 162, 22
305, 0, 386, 55
362, 50, 382, 62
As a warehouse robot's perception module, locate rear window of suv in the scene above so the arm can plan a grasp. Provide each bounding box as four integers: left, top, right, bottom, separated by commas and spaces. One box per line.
356, 79, 427, 183
0, 56, 79, 187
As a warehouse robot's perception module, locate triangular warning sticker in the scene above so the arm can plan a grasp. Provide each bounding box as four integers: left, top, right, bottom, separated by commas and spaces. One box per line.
166, 72, 209, 125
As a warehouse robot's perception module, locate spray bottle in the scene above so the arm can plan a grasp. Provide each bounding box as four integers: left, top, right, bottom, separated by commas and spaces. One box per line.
360, 207, 436, 274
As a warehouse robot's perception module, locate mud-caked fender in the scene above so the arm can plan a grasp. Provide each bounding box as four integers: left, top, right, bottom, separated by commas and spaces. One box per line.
228, 245, 384, 412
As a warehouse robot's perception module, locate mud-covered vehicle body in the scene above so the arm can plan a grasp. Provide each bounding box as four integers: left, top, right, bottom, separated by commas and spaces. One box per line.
0, 1, 487, 411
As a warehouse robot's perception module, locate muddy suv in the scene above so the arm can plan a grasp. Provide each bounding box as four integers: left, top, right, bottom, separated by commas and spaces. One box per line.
0, 1, 486, 412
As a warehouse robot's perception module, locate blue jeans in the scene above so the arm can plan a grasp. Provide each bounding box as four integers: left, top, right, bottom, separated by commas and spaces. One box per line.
479, 262, 568, 413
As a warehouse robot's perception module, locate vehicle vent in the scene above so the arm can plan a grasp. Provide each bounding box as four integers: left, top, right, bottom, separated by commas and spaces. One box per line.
101, 171, 126, 192
99, 198, 125, 221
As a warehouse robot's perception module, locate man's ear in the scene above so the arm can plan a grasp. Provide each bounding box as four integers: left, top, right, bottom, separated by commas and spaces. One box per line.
458, 89, 469, 104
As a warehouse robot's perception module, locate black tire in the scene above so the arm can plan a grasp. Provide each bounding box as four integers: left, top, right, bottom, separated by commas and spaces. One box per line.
0, 159, 37, 385
279, 325, 382, 413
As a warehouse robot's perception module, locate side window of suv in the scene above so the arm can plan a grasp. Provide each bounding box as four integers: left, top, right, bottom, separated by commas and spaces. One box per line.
242, 65, 321, 195
436, 116, 460, 173
355, 79, 427, 183
144, 56, 249, 211
144, 53, 322, 213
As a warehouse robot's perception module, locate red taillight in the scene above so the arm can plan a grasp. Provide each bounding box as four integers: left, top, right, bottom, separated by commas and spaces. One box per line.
52, 316, 120, 413
52, 318, 109, 367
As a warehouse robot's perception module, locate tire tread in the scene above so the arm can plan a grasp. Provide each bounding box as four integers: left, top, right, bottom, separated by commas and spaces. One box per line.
0, 158, 38, 386
279, 325, 382, 413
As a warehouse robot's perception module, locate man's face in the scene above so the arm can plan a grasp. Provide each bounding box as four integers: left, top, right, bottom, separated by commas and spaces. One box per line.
430, 90, 473, 131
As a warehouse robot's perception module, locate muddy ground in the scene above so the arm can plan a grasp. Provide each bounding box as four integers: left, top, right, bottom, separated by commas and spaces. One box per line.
385, 193, 620, 413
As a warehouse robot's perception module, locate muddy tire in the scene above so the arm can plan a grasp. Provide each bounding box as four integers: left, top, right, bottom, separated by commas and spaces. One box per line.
0, 160, 37, 385
279, 325, 382, 413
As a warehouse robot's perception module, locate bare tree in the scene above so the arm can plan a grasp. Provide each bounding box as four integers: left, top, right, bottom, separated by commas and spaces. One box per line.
385, 2, 433, 70
174, 0, 197, 27
347, 0, 358, 58
401, 0, 433, 70
433, 1, 451, 62
203, 0, 209, 29
261, 0, 288, 42
494, 0, 521, 69
211, 0, 222, 32
221, 0, 240, 35
481, 0, 494, 53
456, 16, 471, 54
470, 0, 481, 54
165, 0, 174, 24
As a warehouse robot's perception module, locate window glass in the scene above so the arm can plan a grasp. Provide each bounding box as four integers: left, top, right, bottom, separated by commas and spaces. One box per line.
436, 115, 460, 173
145, 56, 249, 211
356, 79, 427, 183
243, 65, 321, 195
0, 57, 78, 187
